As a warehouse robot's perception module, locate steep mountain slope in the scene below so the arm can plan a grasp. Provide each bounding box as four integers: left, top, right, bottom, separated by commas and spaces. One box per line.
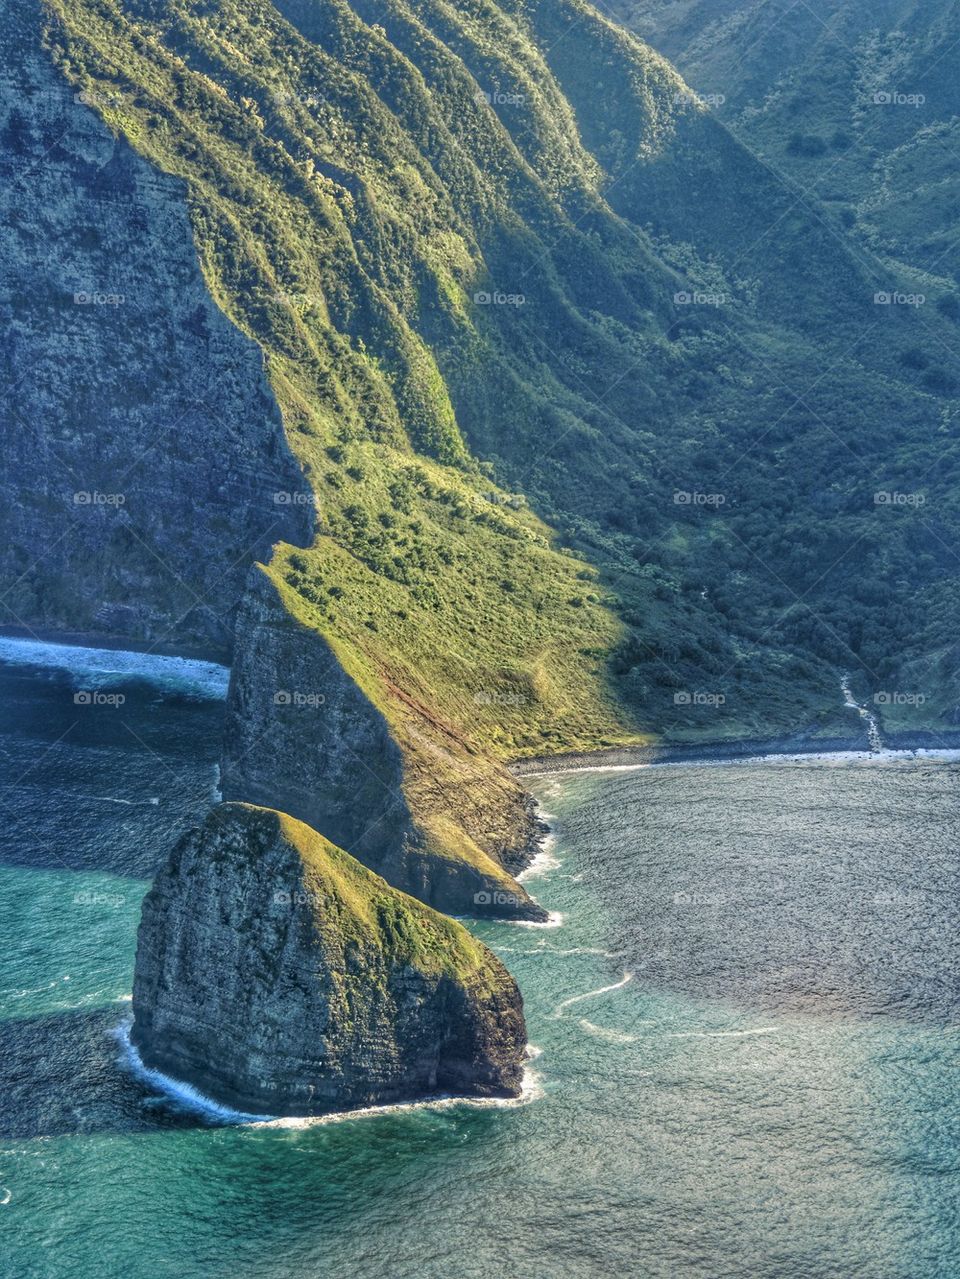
603, 0, 960, 728
1, 6, 312, 650
615, 0, 960, 290
6, 0, 960, 913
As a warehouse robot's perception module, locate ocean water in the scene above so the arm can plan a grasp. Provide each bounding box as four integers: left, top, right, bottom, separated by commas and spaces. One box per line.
3, 646, 960, 1278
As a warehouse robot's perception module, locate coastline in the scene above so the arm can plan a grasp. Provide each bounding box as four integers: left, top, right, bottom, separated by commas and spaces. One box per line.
115, 1019, 543, 1126
0, 623, 229, 667
509, 728, 960, 776
0, 632, 230, 700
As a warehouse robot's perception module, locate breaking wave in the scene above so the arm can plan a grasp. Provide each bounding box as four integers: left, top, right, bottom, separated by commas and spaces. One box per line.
0, 636, 229, 699
115, 1021, 542, 1127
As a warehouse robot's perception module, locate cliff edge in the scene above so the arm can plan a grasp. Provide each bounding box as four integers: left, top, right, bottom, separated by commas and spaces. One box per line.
221, 566, 550, 921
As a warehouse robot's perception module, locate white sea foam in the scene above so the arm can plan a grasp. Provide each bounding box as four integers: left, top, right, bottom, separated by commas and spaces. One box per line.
0, 1187, 11, 1206
517, 833, 560, 883
115, 1021, 542, 1126
256, 1067, 544, 1129
667, 1027, 779, 1039
578, 1019, 639, 1044
550, 971, 633, 1018
510, 911, 564, 929
74, 794, 160, 807
0, 636, 229, 699
4, 977, 68, 1000
552, 946, 627, 958
115, 1023, 274, 1122
523, 747, 960, 777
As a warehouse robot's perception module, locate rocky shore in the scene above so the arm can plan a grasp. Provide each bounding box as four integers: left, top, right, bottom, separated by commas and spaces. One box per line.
510, 729, 960, 775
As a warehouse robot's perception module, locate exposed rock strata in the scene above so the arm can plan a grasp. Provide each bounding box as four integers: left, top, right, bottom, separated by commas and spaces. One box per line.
131, 803, 527, 1116
0, 2, 311, 651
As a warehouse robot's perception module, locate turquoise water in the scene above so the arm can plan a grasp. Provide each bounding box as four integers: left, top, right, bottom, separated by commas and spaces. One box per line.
3, 648, 960, 1277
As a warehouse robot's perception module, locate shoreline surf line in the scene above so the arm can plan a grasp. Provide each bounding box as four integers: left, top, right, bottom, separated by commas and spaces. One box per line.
514, 746, 960, 778
516, 833, 559, 883
509, 911, 564, 929
114, 1021, 542, 1127
0, 635, 229, 699
0, 624, 226, 666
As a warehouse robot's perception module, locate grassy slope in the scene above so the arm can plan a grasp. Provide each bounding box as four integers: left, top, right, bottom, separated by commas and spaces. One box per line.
43, 0, 643, 767
41, 0, 960, 798
265, 805, 501, 987
615, 0, 960, 296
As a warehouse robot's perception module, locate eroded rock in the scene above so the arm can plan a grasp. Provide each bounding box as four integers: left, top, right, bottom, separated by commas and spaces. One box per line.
132, 803, 527, 1116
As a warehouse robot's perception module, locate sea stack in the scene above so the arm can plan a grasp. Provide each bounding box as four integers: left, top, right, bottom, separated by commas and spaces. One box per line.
131, 804, 527, 1116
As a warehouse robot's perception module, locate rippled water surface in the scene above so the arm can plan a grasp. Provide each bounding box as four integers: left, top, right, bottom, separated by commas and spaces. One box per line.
2, 646, 960, 1277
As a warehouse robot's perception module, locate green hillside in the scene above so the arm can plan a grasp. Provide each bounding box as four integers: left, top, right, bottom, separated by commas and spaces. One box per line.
616, 0, 960, 306
39, 0, 960, 788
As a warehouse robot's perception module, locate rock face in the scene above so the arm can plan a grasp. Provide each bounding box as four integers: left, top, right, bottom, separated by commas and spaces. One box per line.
221, 567, 548, 921
0, 1, 311, 651
132, 803, 527, 1116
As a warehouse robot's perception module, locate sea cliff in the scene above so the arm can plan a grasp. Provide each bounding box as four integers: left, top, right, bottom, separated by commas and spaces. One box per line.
220, 566, 548, 921
132, 804, 527, 1116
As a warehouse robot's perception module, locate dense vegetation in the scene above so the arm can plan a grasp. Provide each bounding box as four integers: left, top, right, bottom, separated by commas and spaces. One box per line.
609, 0, 960, 732
614, 0, 960, 287
41, 0, 960, 762
274, 805, 501, 985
